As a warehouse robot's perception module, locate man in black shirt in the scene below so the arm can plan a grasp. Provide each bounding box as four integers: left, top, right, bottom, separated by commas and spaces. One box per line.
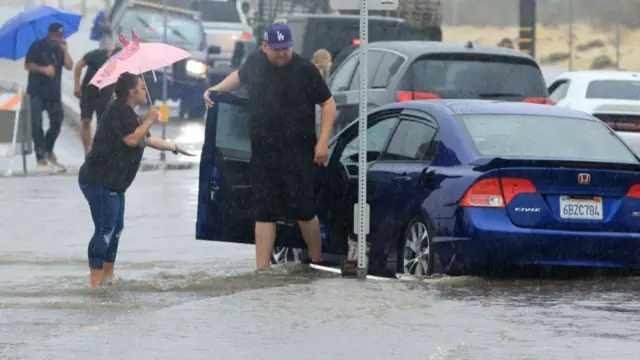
203, 23, 336, 270
79, 72, 194, 286
24, 23, 74, 170
73, 45, 123, 154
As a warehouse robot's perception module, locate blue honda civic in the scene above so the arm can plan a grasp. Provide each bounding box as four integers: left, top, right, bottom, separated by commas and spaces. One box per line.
196, 92, 640, 277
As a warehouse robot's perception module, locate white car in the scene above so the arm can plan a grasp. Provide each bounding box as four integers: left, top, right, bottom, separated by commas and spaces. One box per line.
548, 70, 640, 154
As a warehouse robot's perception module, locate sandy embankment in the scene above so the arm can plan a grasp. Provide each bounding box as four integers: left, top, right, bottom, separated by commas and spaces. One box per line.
443, 23, 640, 71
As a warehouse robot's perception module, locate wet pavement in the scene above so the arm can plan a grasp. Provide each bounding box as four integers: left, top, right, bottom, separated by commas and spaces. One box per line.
1, 171, 640, 359
0, 6, 204, 175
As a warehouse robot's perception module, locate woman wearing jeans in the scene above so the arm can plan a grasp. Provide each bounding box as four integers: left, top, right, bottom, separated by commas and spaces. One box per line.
78, 72, 194, 287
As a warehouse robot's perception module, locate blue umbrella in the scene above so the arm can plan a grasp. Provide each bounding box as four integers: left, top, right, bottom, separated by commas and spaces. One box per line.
0, 5, 82, 60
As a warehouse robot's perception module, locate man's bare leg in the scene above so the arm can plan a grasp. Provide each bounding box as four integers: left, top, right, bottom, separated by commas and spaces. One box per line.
81, 119, 92, 154
89, 268, 103, 288
297, 216, 323, 262
102, 262, 115, 282
255, 221, 277, 269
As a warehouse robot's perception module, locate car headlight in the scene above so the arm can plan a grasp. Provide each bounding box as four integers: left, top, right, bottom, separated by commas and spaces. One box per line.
185, 60, 207, 79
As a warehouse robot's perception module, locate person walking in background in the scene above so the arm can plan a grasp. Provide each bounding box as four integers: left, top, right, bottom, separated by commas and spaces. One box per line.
24, 23, 74, 171
90, 9, 112, 49
203, 23, 337, 270
312, 48, 332, 82
79, 72, 194, 287
73, 45, 123, 154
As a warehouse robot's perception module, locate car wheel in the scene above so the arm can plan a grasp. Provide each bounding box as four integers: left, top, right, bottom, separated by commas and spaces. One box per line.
399, 217, 434, 276
271, 247, 308, 265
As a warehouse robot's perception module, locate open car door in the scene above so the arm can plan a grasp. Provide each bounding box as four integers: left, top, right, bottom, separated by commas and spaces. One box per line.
195, 91, 318, 250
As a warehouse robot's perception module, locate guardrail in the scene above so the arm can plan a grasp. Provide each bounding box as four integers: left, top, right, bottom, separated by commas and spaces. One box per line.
0, 82, 32, 176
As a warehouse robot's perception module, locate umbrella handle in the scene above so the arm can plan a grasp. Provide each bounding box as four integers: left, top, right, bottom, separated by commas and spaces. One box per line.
137, 69, 153, 105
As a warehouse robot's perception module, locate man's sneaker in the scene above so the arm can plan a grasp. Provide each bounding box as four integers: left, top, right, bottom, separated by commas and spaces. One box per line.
35, 159, 48, 171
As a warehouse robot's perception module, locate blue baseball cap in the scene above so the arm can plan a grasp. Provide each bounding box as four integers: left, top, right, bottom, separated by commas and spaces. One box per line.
263, 23, 293, 49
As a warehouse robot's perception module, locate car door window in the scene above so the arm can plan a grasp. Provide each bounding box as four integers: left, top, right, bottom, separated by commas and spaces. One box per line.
349, 50, 384, 91
381, 120, 438, 161
340, 116, 399, 165
548, 80, 570, 103
371, 52, 404, 89
215, 101, 252, 158
329, 55, 359, 93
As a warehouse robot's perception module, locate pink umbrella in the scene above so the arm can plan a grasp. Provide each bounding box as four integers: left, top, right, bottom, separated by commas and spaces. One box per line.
89, 28, 191, 101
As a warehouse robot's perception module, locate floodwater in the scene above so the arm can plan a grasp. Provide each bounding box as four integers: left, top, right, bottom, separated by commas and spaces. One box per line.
1, 170, 639, 360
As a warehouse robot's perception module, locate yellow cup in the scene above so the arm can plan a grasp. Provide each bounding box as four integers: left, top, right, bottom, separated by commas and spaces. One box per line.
159, 104, 170, 122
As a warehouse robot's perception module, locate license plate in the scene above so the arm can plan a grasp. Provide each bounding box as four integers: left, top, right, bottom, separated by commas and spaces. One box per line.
559, 196, 603, 220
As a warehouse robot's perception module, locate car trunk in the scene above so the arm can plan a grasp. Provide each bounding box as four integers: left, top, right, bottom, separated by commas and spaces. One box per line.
494, 162, 640, 233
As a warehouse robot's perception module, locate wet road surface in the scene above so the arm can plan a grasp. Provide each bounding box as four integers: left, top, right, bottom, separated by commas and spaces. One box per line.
1, 171, 639, 359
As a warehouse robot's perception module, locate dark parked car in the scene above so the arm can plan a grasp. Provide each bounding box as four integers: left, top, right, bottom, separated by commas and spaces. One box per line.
326, 41, 552, 135
273, 13, 411, 61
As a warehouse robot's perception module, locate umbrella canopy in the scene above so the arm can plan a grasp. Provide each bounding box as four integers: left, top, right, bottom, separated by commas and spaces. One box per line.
0, 5, 82, 60
89, 28, 191, 90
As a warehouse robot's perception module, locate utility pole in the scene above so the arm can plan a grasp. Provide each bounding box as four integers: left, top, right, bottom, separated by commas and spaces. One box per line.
518, 0, 536, 59
160, 0, 168, 161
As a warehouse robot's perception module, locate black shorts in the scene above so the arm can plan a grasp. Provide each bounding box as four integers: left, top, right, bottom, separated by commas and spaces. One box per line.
249, 153, 316, 222
80, 88, 111, 122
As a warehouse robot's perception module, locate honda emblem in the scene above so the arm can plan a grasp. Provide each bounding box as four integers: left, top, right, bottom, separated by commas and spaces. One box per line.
577, 173, 591, 185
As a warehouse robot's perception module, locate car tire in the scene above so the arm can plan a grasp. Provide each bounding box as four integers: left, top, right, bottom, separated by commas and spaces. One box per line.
271, 247, 308, 265
397, 216, 435, 276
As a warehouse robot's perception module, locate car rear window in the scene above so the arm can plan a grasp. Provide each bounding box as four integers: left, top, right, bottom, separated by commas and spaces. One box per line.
403, 54, 547, 99
198, 0, 241, 22
457, 114, 639, 164
586, 80, 640, 100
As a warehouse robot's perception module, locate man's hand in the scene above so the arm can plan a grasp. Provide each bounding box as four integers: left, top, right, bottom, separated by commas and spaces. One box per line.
73, 86, 82, 99
204, 88, 214, 108
314, 140, 329, 164
42, 65, 55, 78
173, 145, 196, 156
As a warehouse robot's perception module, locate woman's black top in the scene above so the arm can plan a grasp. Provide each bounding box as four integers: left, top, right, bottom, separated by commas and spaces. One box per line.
79, 100, 149, 192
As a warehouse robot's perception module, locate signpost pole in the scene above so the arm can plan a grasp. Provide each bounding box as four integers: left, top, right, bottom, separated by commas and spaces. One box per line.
355, 0, 369, 279
160, 0, 168, 161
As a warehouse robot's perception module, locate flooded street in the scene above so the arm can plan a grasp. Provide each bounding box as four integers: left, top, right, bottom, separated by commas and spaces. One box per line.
0, 170, 638, 359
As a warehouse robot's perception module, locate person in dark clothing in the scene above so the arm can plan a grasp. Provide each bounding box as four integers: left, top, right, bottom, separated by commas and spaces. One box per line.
79, 72, 194, 287
24, 23, 74, 170
203, 23, 337, 270
73, 45, 123, 154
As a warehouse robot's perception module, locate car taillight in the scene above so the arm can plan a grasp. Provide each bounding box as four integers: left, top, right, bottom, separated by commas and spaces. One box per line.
627, 184, 640, 198
396, 91, 440, 102
523, 97, 554, 105
241, 32, 253, 40
460, 178, 537, 208
352, 38, 360, 46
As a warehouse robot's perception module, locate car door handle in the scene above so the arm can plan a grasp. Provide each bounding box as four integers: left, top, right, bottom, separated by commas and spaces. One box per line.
393, 176, 412, 182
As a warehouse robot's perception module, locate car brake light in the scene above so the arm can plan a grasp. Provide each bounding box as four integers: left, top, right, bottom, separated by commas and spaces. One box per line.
396, 91, 440, 102
460, 178, 537, 208
241, 32, 252, 40
352, 38, 360, 46
627, 184, 640, 198
523, 97, 554, 105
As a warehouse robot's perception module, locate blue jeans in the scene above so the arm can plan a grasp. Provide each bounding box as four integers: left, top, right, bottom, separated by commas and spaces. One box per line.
79, 177, 125, 269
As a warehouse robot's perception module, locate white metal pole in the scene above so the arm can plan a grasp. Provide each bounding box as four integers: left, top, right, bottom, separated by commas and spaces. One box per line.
615, 2, 621, 70
160, 0, 168, 161
355, 0, 370, 279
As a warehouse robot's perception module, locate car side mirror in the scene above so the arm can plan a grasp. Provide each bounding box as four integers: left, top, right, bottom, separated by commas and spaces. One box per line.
208, 45, 221, 55
241, 1, 250, 14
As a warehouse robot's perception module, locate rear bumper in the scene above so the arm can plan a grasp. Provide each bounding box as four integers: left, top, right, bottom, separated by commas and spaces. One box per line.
436, 208, 640, 270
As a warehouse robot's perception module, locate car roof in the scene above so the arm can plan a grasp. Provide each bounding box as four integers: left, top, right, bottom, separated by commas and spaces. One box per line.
367, 41, 536, 61
279, 13, 405, 23
381, 99, 596, 120
555, 70, 640, 81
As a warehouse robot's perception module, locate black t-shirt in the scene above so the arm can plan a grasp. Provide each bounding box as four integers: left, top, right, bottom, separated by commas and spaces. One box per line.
237, 50, 332, 158
25, 39, 64, 101
81, 48, 114, 98
79, 100, 150, 192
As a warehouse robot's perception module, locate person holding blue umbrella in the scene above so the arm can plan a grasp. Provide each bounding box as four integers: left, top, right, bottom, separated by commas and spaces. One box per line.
0, 5, 81, 170
24, 23, 74, 170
